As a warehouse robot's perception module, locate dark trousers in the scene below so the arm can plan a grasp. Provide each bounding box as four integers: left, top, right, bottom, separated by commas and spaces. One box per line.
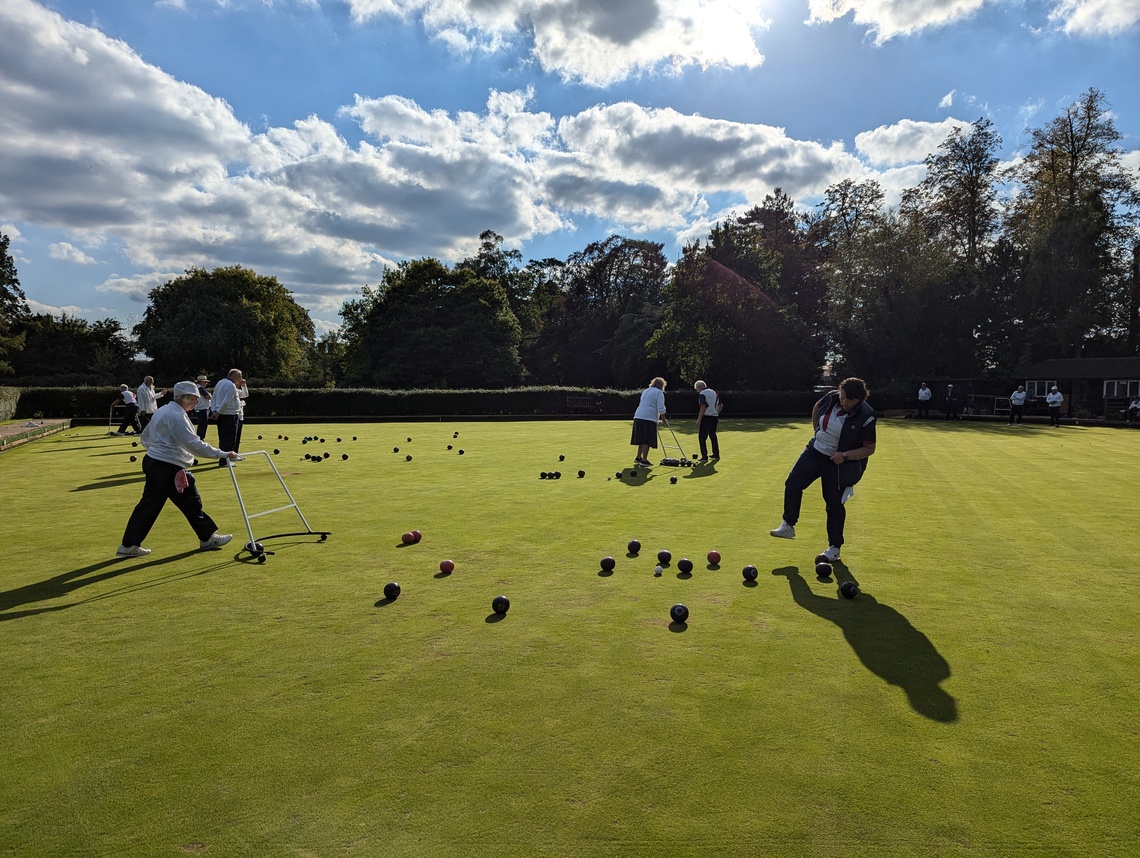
194, 408, 210, 440
1009, 404, 1024, 424
1049, 406, 1062, 427
121, 455, 218, 547
783, 445, 846, 547
698, 416, 720, 458
117, 404, 141, 434
216, 414, 243, 463
138, 411, 153, 430
916, 400, 930, 418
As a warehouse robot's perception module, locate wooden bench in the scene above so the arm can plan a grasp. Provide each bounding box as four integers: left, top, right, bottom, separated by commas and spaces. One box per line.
566, 395, 603, 415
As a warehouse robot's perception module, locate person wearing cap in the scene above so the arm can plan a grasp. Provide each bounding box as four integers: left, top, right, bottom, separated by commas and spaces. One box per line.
192, 373, 212, 440
1045, 385, 1064, 427
944, 384, 960, 420
116, 381, 238, 558
210, 368, 247, 467
111, 383, 141, 435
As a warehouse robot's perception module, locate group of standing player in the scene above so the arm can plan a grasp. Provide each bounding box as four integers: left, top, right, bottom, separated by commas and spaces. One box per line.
630, 376, 876, 563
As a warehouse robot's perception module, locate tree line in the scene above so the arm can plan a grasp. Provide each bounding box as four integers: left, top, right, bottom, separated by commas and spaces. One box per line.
2, 88, 1137, 391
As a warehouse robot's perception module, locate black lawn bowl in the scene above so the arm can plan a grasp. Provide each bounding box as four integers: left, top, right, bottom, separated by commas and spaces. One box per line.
742, 564, 759, 581
322, 452, 330, 459
540, 472, 549, 479
600, 556, 616, 572
657, 549, 671, 565
448, 445, 453, 450
814, 552, 831, 566
304, 453, 311, 460
615, 471, 623, 479
383, 582, 401, 600
492, 595, 510, 615
458, 449, 465, 455
840, 581, 859, 599
815, 561, 834, 579
677, 558, 694, 574
273, 449, 280, 455
553, 471, 561, 479
670, 475, 677, 484
578, 469, 585, 478
393, 447, 399, 453
669, 603, 689, 624
627, 539, 641, 555
341, 453, 348, 460
559, 454, 565, 461
406, 454, 413, 461
629, 469, 638, 478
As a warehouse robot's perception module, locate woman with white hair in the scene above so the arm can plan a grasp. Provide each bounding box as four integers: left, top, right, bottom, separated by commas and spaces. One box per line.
116, 381, 239, 558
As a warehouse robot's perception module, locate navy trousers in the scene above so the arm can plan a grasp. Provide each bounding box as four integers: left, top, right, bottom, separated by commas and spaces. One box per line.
782, 444, 846, 547
121, 456, 218, 547
216, 414, 243, 464
698, 416, 720, 458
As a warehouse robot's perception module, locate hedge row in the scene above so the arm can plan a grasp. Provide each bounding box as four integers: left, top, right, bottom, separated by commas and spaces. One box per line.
10, 385, 868, 420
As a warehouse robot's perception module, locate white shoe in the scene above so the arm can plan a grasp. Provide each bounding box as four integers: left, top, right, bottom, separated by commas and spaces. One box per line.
199, 533, 233, 550
822, 545, 841, 562
116, 544, 151, 557
769, 521, 796, 539
841, 486, 855, 504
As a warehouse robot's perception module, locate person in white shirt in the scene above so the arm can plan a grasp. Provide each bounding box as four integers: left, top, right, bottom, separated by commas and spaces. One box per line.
111, 384, 141, 435
1126, 398, 1140, 424
136, 376, 165, 430
630, 377, 668, 466
116, 381, 239, 557
210, 368, 248, 466
192, 374, 212, 440
694, 380, 722, 460
1008, 385, 1028, 426
1045, 386, 1064, 427
916, 382, 932, 419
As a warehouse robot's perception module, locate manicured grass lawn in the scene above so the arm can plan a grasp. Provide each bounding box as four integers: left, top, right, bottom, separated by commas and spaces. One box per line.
1, 418, 1136, 855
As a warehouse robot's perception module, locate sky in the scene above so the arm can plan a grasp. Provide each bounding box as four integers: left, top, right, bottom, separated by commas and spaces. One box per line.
2, 0, 1139, 338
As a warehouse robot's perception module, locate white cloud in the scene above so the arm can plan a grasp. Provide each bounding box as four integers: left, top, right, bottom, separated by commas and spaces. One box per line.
807, 0, 986, 41
26, 297, 92, 316
1, 223, 22, 241
3, 0, 994, 325
48, 241, 98, 264
940, 90, 955, 109
1049, 0, 1140, 35
345, 0, 770, 86
855, 118, 971, 167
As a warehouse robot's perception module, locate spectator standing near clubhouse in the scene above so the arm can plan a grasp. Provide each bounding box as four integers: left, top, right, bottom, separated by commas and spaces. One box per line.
136, 376, 165, 430
631, 377, 668, 466
770, 377, 877, 563
116, 381, 238, 557
944, 384, 960, 420
192, 374, 212, 440
916, 382, 932, 418
112, 384, 141, 435
211, 368, 247, 466
694, 380, 721, 461
1046, 385, 1064, 427
1008, 385, 1027, 426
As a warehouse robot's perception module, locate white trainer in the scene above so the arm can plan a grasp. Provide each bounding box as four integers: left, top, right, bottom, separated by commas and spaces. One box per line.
822, 545, 841, 562
199, 533, 234, 550
841, 486, 855, 504
769, 521, 796, 539
115, 544, 151, 557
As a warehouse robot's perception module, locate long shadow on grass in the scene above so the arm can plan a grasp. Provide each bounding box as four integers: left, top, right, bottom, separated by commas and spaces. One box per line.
70, 473, 147, 491
772, 565, 958, 723
0, 551, 212, 620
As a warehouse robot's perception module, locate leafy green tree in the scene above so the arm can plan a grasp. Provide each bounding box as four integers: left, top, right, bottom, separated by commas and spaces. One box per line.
526, 236, 667, 386
649, 213, 819, 389
1003, 88, 1140, 360
903, 118, 1002, 268
306, 330, 348, 387
352, 258, 523, 388
0, 232, 29, 375
10, 314, 136, 381
133, 266, 315, 380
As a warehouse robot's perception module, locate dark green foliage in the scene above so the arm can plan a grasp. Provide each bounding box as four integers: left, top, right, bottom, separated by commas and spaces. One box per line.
8, 314, 135, 382
0, 233, 29, 376
133, 266, 315, 379
349, 258, 523, 388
